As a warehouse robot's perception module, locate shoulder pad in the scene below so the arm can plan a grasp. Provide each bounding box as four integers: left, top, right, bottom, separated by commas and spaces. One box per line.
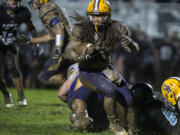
39, 2, 58, 23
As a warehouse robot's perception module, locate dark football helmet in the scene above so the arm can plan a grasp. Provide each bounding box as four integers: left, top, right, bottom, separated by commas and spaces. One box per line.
131, 82, 154, 108
4, 0, 22, 10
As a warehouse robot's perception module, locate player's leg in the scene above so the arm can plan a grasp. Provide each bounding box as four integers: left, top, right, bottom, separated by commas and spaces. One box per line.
79, 71, 128, 135
0, 50, 14, 107
6, 50, 26, 106
68, 80, 93, 131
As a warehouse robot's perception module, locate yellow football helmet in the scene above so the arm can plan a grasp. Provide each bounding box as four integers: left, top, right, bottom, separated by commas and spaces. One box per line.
161, 77, 180, 106
87, 0, 111, 16
29, 0, 48, 10
39, 0, 48, 4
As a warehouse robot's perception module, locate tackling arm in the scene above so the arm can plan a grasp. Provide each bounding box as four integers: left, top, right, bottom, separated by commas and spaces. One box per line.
25, 20, 54, 44
31, 33, 54, 44
58, 78, 73, 103
54, 23, 64, 51
58, 63, 79, 103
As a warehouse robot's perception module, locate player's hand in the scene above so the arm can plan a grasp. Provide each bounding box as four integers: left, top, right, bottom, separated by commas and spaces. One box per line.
0, 38, 14, 46
95, 47, 108, 60
84, 46, 107, 61
121, 35, 133, 48
52, 48, 62, 66
13, 34, 31, 46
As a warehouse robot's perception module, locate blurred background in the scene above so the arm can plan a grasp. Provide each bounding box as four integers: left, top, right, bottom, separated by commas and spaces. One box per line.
1, 0, 180, 90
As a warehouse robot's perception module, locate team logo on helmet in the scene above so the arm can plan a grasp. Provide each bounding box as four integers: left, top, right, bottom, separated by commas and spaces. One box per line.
161, 77, 180, 106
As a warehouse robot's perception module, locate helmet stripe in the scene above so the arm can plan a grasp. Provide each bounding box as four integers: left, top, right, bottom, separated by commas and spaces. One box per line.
94, 0, 99, 11
97, 0, 100, 11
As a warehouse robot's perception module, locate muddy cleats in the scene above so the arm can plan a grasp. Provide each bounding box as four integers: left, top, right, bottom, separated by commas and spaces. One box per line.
109, 119, 128, 135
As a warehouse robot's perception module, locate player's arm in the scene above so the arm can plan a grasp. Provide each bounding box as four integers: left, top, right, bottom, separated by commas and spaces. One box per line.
31, 33, 54, 44
64, 25, 97, 62
58, 77, 73, 103
118, 23, 139, 53
25, 20, 36, 33
49, 17, 65, 66
58, 64, 79, 103
53, 22, 64, 51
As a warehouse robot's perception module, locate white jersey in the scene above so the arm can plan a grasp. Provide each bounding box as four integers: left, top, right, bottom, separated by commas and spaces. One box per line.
67, 63, 79, 81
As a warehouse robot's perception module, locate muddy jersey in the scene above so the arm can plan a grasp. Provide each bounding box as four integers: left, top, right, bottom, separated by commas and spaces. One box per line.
72, 19, 134, 71
0, 3, 31, 46
39, 2, 71, 38
73, 21, 131, 54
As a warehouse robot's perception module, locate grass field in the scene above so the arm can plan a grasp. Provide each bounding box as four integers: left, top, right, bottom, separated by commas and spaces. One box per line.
0, 88, 113, 135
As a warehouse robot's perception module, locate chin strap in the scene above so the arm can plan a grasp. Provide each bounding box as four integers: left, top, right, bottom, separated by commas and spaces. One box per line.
95, 23, 98, 32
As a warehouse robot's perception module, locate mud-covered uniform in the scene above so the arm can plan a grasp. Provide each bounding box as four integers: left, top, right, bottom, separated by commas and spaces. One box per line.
68, 65, 133, 107
136, 92, 180, 135
64, 15, 138, 133
38, 2, 73, 83
65, 15, 139, 99
67, 64, 133, 131
0, 3, 32, 80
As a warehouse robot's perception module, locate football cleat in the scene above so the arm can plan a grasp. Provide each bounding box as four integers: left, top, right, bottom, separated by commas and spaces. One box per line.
5, 94, 14, 108
18, 99, 27, 107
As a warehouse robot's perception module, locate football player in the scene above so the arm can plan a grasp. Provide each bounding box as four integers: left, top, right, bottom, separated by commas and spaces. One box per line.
161, 77, 180, 112
61, 0, 139, 134
28, 0, 72, 85
131, 82, 180, 135
58, 63, 133, 133
0, 0, 34, 107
